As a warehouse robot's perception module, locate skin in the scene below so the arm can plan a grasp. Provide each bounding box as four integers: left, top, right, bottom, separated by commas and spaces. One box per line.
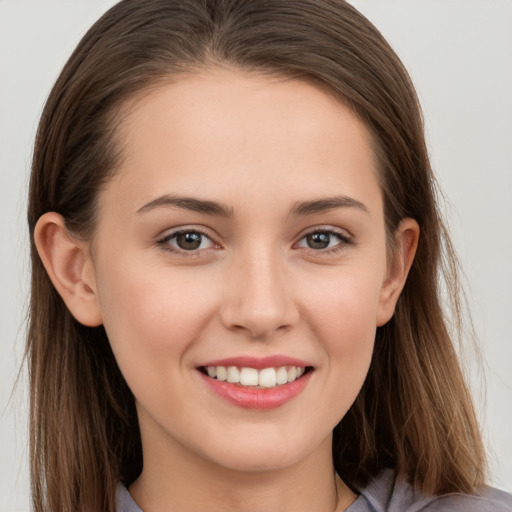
35, 69, 419, 512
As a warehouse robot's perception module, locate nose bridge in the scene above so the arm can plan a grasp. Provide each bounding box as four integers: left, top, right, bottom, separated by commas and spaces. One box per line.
221, 241, 298, 338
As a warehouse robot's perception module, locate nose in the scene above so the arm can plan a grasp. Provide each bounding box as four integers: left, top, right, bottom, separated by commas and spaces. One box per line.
220, 247, 299, 339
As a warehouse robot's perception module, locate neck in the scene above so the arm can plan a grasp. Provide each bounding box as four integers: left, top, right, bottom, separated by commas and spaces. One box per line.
129, 435, 356, 512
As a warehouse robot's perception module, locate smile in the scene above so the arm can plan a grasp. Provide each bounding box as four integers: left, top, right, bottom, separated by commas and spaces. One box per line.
198, 357, 314, 409
201, 365, 307, 388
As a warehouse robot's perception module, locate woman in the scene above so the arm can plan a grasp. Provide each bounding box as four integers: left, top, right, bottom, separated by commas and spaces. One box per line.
26, 1, 512, 510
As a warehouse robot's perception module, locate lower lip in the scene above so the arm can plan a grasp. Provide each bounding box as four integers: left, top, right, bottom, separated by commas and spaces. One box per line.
199, 371, 312, 410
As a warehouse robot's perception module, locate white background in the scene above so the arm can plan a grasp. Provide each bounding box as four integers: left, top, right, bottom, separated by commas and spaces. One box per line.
1, 1, 511, 510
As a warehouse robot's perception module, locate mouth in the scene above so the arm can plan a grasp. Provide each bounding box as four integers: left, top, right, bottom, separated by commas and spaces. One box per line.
199, 365, 313, 389
197, 358, 314, 409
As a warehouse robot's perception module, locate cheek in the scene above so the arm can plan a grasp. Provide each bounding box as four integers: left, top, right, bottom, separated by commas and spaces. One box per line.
95, 259, 219, 364
302, 266, 383, 342
95, 264, 223, 422
301, 270, 382, 407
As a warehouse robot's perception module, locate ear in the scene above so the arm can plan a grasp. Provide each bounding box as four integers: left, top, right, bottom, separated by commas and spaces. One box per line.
34, 212, 103, 327
376, 218, 420, 327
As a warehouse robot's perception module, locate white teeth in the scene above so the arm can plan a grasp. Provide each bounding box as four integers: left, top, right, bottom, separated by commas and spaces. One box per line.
287, 366, 297, 382
276, 367, 288, 385
205, 365, 307, 388
258, 368, 277, 388
216, 366, 227, 381
227, 366, 240, 383
240, 367, 259, 386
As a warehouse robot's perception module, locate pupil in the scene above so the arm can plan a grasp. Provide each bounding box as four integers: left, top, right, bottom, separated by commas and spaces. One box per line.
177, 232, 202, 250
307, 232, 330, 249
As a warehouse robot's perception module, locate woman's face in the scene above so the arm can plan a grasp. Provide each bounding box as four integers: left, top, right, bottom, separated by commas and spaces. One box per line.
88, 70, 406, 473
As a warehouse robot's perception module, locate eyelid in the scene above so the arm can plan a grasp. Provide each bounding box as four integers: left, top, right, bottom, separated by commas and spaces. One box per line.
156, 226, 221, 254
294, 226, 354, 253
155, 224, 353, 256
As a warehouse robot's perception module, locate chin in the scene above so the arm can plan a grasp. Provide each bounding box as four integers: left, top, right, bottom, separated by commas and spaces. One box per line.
199, 431, 329, 473
212, 452, 302, 473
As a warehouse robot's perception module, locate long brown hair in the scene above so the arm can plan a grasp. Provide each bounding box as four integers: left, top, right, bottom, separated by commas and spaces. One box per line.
27, 1, 486, 510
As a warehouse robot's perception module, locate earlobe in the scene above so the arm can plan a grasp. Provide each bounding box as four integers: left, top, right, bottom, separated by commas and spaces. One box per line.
376, 218, 420, 327
34, 212, 103, 327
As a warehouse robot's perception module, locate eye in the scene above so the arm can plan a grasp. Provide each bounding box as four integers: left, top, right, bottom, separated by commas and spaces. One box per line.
159, 229, 216, 252
296, 229, 352, 252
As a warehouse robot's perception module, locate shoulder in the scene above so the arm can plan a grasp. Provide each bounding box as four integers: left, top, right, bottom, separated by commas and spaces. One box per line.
115, 476, 512, 512
427, 488, 512, 512
350, 469, 512, 512
117, 484, 142, 512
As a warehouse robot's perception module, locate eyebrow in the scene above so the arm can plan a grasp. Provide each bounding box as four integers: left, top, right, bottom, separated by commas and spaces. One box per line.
136, 194, 234, 217
136, 194, 368, 217
290, 196, 368, 216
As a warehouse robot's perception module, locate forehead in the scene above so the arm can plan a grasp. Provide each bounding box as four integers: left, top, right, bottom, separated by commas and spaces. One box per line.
101, 69, 382, 218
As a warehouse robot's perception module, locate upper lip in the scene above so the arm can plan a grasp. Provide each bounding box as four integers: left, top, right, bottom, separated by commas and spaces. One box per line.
198, 355, 313, 369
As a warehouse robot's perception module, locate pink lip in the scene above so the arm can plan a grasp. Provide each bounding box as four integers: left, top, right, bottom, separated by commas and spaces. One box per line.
199, 355, 311, 369
200, 371, 312, 409
197, 355, 313, 410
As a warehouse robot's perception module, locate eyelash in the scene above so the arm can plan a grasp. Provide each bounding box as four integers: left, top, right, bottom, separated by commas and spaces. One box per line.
296, 228, 354, 256
156, 227, 354, 256
157, 228, 216, 256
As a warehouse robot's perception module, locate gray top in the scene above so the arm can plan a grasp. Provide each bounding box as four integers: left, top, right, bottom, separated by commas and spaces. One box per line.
117, 469, 512, 511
